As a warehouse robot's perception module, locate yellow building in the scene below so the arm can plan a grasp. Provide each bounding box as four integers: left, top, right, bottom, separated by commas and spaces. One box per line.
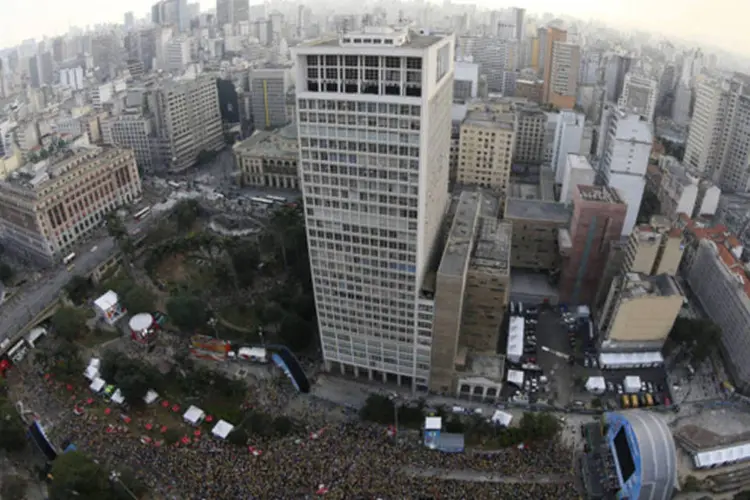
623, 216, 684, 276
598, 272, 684, 350
456, 108, 515, 194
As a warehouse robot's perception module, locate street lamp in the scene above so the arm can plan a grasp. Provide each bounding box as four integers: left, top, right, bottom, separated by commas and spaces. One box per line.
109, 471, 137, 500
388, 392, 399, 437
258, 326, 265, 346
208, 317, 220, 340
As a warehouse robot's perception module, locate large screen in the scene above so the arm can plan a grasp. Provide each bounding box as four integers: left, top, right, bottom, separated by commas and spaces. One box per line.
614, 427, 636, 482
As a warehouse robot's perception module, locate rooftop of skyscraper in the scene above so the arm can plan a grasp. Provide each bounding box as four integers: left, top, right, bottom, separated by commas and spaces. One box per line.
577, 185, 625, 204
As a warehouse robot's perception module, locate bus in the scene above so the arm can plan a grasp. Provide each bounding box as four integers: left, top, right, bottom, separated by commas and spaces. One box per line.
167, 181, 181, 189
250, 197, 274, 206
7, 339, 29, 363
266, 195, 287, 203
62, 252, 76, 265
133, 206, 152, 221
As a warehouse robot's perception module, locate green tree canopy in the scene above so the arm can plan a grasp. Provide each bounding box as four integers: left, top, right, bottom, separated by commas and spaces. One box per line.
120, 285, 156, 315
50, 451, 112, 500
50, 341, 84, 378
0, 474, 28, 499
278, 313, 314, 352
0, 262, 14, 283
0, 400, 27, 452
166, 294, 209, 332
51, 307, 88, 341
100, 351, 160, 405
174, 199, 201, 232
670, 317, 722, 362
64, 276, 93, 305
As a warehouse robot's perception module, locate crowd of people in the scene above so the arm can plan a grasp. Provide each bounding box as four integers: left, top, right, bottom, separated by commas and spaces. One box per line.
7, 362, 580, 500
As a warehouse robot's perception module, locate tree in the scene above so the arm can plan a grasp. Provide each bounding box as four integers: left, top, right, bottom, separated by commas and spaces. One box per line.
278, 313, 313, 352
111, 466, 147, 500
272, 416, 294, 436
1, 474, 28, 499
227, 428, 249, 447
360, 394, 396, 425
100, 352, 159, 405
50, 451, 112, 500
0, 400, 27, 452
166, 295, 209, 332
50, 341, 84, 378
0, 262, 13, 283
120, 285, 156, 315
174, 199, 201, 232
64, 276, 93, 305
51, 307, 88, 341
164, 428, 181, 445
670, 317, 722, 363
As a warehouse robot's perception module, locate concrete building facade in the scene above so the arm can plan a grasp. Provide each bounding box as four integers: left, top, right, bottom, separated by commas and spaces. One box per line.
233, 124, 299, 189
250, 67, 292, 130
456, 108, 515, 193
505, 197, 570, 271
514, 103, 546, 164
623, 217, 684, 276
552, 110, 586, 183
617, 73, 658, 123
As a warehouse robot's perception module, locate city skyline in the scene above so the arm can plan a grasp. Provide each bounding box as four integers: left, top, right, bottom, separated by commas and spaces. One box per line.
0, 0, 748, 59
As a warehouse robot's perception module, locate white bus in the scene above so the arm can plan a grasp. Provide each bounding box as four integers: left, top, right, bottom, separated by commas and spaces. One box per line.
167, 181, 181, 189
7, 339, 29, 363
63, 252, 76, 265
250, 197, 274, 206
266, 195, 287, 203
133, 206, 152, 221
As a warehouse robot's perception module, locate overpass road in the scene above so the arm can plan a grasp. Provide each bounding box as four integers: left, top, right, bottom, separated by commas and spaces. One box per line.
0, 216, 161, 351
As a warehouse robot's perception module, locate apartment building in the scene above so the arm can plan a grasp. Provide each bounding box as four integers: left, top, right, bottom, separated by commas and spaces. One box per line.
456, 108, 515, 193
598, 272, 683, 351
597, 105, 653, 236
249, 67, 292, 130
559, 185, 627, 305
109, 114, 156, 172
622, 216, 684, 276
541, 27, 567, 104
448, 121, 461, 187
657, 155, 721, 219
149, 76, 224, 172
430, 190, 510, 398
233, 124, 299, 189
686, 238, 750, 390
551, 110, 586, 183
514, 79, 543, 103
292, 27, 454, 391
546, 41, 580, 110
0, 147, 141, 264
505, 196, 570, 271
617, 73, 658, 123
514, 102, 547, 164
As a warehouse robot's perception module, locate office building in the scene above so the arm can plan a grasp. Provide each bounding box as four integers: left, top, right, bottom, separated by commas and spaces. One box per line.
430, 190, 510, 398
684, 76, 750, 192
618, 73, 658, 123
505, 196, 570, 271
109, 114, 157, 172
604, 54, 634, 103
165, 37, 191, 72
217, 0, 250, 26
250, 67, 292, 130
460, 37, 514, 93
233, 124, 299, 189
579, 50, 604, 86
541, 27, 567, 104
514, 79, 543, 103
598, 106, 653, 236
59, 67, 85, 91
560, 185, 627, 305
28, 55, 41, 89
0, 147, 141, 264
672, 83, 692, 127
598, 272, 682, 351
453, 61, 479, 103
551, 110, 586, 183
514, 102, 547, 164
623, 217, 684, 276
152, 0, 189, 32
546, 42, 580, 109
456, 108, 515, 193
657, 155, 721, 219
292, 28, 454, 391
686, 237, 750, 390
560, 154, 595, 203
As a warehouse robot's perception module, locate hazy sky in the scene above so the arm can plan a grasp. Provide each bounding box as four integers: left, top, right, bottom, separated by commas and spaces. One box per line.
0, 0, 747, 56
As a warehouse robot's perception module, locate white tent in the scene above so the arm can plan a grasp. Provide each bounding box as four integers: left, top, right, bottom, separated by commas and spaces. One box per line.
506, 316, 525, 364
491, 410, 513, 427
624, 376, 641, 394
88, 358, 101, 370
89, 377, 106, 393
237, 347, 268, 363
424, 417, 442, 430
143, 390, 159, 405
506, 369, 524, 387
211, 420, 235, 440
183, 405, 206, 426
26, 327, 47, 348
585, 376, 606, 394
83, 365, 99, 381
599, 351, 664, 369
111, 389, 125, 405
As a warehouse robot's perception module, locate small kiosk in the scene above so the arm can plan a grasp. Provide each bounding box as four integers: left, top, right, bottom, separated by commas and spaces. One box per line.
129, 313, 158, 345
93, 291, 126, 326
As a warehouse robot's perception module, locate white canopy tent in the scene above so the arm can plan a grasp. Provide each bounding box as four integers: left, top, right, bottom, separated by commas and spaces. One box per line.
491, 410, 513, 427
111, 389, 125, 405
143, 390, 159, 405
693, 443, 750, 468
506, 316, 525, 364
237, 347, 268, 363
89, 358, 101, 370
89, 377, 106, 393
506, 369, 524, 387
424, 417, 442, 430
211, 420, 235, 440
26, 327, 47, 348
84, 365, 99, 381
599, 351, 664, 369
585, 376, 606, 394
183, 405, 206, 426
624, 376, 641, 394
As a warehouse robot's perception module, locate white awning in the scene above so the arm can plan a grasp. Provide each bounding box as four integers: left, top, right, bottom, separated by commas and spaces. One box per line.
599, 351, 664, 368
143, 390, 159, 405
424, 417, 442, 430
183, 405, 206, 425
694, 444, 750, 468
506, 369, 524, 387
585, 376, 606, 393
83, 365, 99, 381
111, 389, 125, 405
491, 410, 513, 427
88, 358, 101, 370
211, 420, 235, 440
26, 327, 47, 347
507, 316, 525, 362
90, 377, 106, 393
94, 290, 119, 311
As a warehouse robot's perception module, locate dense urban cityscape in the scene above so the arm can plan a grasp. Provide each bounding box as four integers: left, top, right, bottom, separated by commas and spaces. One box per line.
0, 1, 748, 499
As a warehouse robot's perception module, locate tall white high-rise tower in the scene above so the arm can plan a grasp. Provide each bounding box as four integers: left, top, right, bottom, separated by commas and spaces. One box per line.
292, 27, 455, 391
